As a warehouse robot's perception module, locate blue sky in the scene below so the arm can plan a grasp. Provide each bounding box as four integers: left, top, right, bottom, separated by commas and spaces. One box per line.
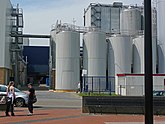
11, 0, 143, 46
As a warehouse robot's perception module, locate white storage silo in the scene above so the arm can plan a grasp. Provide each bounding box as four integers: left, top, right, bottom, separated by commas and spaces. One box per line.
133, 35, 144, 73
157, 0, 165, 73
133, 35, 157, 74
109, 35, 132, 75
120, 8, 142, 36
83, 31, 106, 91
55, 31, 80, 91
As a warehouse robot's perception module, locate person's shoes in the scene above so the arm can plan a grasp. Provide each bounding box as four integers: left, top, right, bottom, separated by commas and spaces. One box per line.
11, 113, 15, 116
27, 113, 33, 116
5, 113, 10, 116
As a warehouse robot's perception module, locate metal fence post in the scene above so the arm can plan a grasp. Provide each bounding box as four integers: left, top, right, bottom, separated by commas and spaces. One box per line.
99, 78, 101, 94
120, 85, 122, 96
83, 76, 85, 92
109, 79, 111, 95
92, 77, 93, 93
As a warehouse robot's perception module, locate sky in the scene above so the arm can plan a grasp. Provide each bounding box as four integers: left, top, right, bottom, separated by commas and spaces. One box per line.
11, 0, 144, 46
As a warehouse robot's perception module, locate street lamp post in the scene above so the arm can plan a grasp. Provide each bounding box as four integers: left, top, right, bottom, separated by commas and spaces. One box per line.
144, 0, 153, 124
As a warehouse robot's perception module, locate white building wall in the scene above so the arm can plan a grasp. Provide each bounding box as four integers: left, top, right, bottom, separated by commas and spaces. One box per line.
101, 7, 111, 33
0, 0, 6, 67
110, 7, 120, 33
0, 0, 12, 69
117, 75, 165, 96
126, 76, 144, 96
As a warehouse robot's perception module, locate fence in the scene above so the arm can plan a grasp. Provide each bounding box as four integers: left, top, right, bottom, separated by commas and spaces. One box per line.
82, 76, 165, 96
82, 76, 115, 94
117, 84, 165, 96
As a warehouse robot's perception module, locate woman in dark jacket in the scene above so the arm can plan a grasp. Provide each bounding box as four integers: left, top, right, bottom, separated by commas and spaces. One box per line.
27, 83, 35, 116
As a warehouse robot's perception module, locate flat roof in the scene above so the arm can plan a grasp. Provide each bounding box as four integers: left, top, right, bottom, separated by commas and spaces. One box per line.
117, 74, 165, 77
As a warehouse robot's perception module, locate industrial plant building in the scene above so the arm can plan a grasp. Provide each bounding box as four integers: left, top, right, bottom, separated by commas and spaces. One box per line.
1, 0, 165, 96
0, 0, 12, 84
50, 1, 165, 95
0, 0, 28, 86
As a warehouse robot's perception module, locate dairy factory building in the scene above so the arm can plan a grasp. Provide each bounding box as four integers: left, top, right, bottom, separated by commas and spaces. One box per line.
1, 0, 165, 96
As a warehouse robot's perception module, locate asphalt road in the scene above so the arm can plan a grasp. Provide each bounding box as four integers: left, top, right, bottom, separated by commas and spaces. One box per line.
34, 91, 82, 108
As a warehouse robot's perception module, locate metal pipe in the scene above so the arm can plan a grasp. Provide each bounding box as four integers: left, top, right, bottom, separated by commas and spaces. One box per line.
10, 34, 51, 38
14, 4, 20, 86
144, 0, 153, 123
49, 38, 53, 90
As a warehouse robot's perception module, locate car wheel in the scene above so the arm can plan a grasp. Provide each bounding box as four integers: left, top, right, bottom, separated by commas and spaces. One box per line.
15, 98, 25, 107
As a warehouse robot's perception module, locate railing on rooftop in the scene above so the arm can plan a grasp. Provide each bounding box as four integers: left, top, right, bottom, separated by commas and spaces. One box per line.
51, 23, 100, 34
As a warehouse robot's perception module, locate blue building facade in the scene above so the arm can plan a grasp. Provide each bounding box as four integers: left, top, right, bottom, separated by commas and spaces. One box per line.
23, 46, 49, 85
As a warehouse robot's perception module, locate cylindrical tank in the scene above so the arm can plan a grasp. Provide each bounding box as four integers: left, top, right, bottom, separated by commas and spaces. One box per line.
109, 35, 132, 75
83, 31, 106, 91
50, 29, 56, 89
157, 0, 165, 73
133, 35, 157, 73
120, 8, 142, 36
107, 39, 115, 77
133, 36, 144, 73
55, 31, 80, 91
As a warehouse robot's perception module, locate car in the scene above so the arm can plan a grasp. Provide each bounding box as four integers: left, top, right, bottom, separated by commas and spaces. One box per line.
0, 84, 28, 107
153, 90, 165, 96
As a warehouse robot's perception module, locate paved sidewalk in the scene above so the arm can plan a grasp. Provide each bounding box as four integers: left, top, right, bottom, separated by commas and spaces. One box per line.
105, 122, 165, 124
1, 91, 165, 124
1, 107, 165, 124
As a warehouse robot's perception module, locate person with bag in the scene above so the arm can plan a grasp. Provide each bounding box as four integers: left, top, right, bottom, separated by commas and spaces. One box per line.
5, 81, 15, 116
27, 83, 35, 116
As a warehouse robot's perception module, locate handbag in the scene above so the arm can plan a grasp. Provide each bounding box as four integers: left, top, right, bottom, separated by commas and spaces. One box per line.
32, 95, 37, 103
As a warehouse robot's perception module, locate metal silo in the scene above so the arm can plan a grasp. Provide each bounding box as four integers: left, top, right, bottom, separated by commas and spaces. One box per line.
55, 31, 80, 91
133, 35, 157, 74
83, 31, 106, 91
109, 35, 132, 75
157, 0, 165, 73
133, 35, 144, 73
120, 8, 141, 36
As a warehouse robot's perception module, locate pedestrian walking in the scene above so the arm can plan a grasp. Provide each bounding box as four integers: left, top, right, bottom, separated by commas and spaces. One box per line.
27, 83, 35, 116
5, 81, 15, 116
